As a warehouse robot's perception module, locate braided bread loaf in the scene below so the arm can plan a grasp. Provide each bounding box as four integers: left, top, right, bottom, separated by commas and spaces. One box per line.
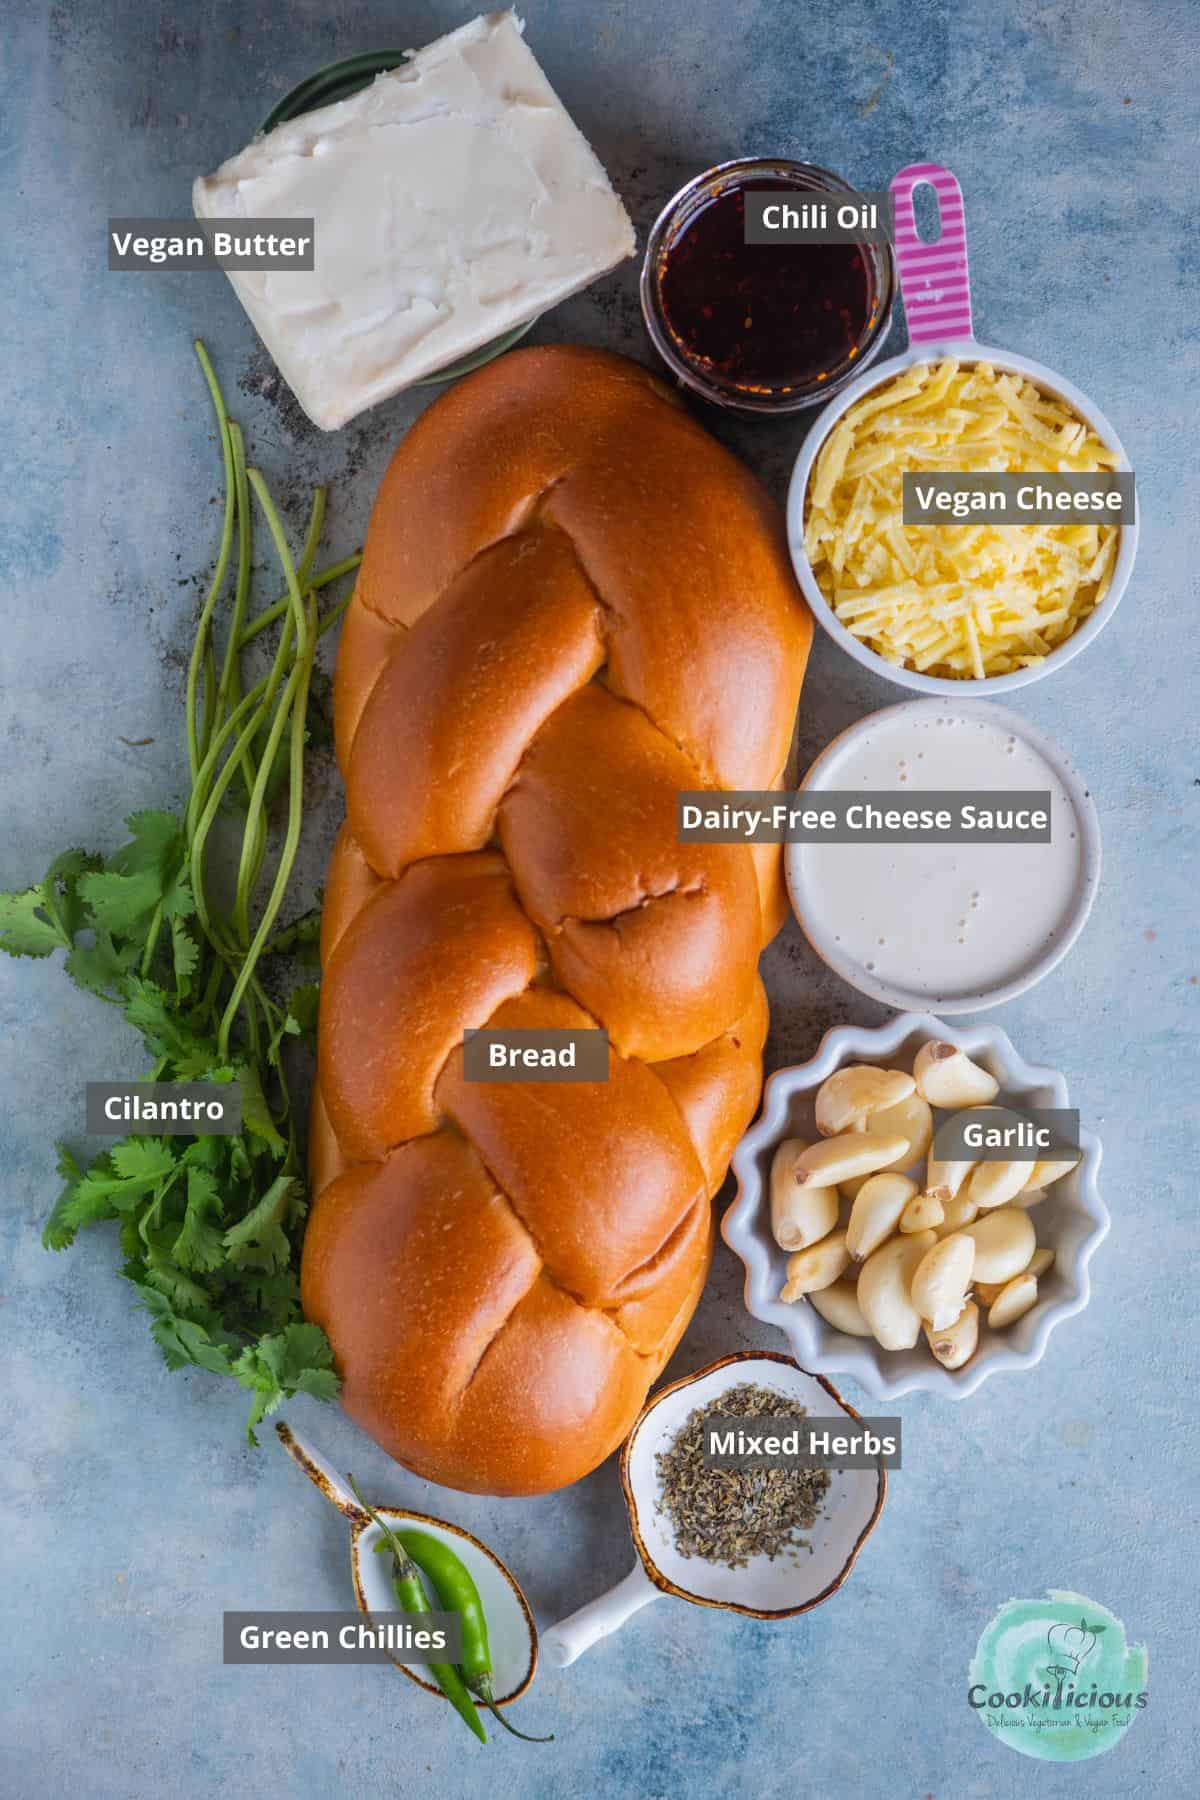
302, 347, 811, 1494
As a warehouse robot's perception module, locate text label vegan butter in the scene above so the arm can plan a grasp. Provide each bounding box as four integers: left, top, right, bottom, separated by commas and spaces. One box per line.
108, 218, 315, 271
462, 1029, 609, 1082
679, 791, 1053, 844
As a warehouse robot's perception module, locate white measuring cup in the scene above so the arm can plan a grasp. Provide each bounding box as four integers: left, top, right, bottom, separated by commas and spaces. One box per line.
542, 1352, 886, 1666
787, 162, 1138, 697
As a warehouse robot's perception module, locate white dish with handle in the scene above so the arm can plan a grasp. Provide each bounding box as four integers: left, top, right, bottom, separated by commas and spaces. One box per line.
723, 1014, 1108, 1399
543, 1352, 885, 1666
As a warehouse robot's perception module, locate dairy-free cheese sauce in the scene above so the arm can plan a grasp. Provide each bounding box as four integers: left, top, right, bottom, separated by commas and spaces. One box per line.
794, 709, 1085, 1003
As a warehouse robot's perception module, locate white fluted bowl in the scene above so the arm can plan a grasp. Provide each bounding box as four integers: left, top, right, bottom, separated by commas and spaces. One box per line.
723, 1013, 1107, 1399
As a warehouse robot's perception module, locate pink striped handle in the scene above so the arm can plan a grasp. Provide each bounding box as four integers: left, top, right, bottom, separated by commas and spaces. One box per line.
889, 163, 974, 344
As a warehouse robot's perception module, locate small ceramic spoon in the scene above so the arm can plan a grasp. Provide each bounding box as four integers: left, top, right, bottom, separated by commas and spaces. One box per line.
276, 1422, 538, 1707
543, 1352, 886, 1666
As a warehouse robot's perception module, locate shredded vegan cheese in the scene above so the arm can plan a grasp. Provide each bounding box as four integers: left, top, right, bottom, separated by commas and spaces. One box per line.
804, 360, 1121, 679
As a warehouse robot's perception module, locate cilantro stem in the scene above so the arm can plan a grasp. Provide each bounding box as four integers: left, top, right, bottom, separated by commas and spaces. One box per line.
230, 469, 312, 948
217, 420, 257, 813
297, 488, 328, 589
219, 596, 317, 1060
250, 468, 310, 644
217, 419, 253, 717
188, 617, 294, 944
188, 343, 238, 783
234, 485, 330, 927
237, 553, 361, 648
141, 900, 165, 977
201, 637, 220, 761
184, 663, 280, 843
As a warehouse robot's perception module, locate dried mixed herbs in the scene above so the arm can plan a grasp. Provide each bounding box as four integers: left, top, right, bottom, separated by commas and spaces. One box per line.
654, 1382, 830, 1569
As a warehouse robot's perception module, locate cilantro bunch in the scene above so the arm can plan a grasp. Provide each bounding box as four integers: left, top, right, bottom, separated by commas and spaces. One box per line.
0, 343, 361, 1441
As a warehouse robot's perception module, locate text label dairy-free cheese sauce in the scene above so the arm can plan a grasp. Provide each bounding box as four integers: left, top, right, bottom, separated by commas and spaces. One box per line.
792, 707, 1086, 1004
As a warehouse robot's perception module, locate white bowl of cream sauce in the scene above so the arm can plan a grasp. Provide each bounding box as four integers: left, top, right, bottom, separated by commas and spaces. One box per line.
786, 698, 1100, 1011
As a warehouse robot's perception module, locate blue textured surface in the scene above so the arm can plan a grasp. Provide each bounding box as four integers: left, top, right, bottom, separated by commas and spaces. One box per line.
2, 3, 1196, 1795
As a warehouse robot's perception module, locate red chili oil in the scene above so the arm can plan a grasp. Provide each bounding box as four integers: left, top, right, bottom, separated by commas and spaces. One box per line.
657, 177, 873, 395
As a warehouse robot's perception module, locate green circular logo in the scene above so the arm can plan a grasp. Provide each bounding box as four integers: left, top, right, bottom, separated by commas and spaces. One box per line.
969, 1590, 1149, 1762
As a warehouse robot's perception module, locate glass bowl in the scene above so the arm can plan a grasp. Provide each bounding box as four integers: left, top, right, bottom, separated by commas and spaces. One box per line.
640, 157, 895, 415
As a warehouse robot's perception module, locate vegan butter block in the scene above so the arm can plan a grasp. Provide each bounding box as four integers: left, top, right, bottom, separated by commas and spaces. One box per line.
193, 12, 635, 429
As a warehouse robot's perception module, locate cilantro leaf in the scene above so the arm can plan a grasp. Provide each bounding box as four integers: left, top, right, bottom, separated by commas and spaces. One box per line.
140, 1249, 213, 1314
110, 1137, 179, 1188
261, 905, 322, 964
48, 1138, 179, 1242
77, 868, 162, 936
46, 1144, 172, 1245
121, 978, 208, 1066
130, 1282, 237, 1376
233, 1321, 339, 1444
1, 849, 106, 957
0, 886, 68, 957
64, 929, 140, 998
171, 918, 199, 997
287, 981, 320, 1037
223, 1174, 294, 1271
43, 1145, 87, 1250
113, 811, 183, 878
173, 1166, 226, 1272
41, 850, 105, 941
238, 1267, 303, 1333
76, 813, 192, 937
238, 1063, 286, 1155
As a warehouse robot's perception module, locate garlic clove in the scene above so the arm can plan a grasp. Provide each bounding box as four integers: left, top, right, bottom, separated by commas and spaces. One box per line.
857, 1230, 935, 1350
913, 1040, 1000, 1109
925, 1299, 979, 1370
900, 1192, 945, 1233
814, 1065, 916, 1137
793, 1133, 909, 1188
846, 1172, 918, 1261
859, 1091, 934, 1172
769, 1138, 839, 1251
966, 1157, 1038, 1211
961, 1208, 1036, 1284
779, 1229, 850, 1301
910, 1232, 976, 1331
987, 1272, 1039, 1329
925, 1149, 977, 1203
808, 1278, 873, 1337
1024, 1156, 1080, 1191
936, 1193, 980, 1236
